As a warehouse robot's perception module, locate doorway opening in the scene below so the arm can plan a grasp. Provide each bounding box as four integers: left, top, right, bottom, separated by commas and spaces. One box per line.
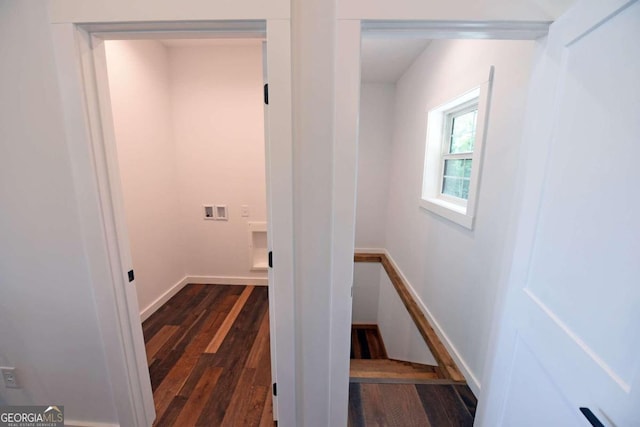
348, 31, 540, 425
57, 20, 294, 427
99, 37, 275, 425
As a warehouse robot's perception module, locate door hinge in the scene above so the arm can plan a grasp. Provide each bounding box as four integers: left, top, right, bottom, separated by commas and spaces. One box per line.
268, 251, 273, 268
272, 382, 277, 396
128, 270, 135, 282
264, 84, 269, 105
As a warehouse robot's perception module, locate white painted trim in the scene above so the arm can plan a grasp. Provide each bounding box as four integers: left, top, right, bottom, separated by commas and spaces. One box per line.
79, 20, 267, 37
361, 20, 551, 39
419, 198, 474, 229
65, 420, 120, 427
186, 275, 268, 286
51, 24, 155, 427
335, 26, 550, 424
330, 20, 362, 427
382, 249, 482, 395
420, 69, 494, 231
139, 277, 189, 322
264, 20, 296, 426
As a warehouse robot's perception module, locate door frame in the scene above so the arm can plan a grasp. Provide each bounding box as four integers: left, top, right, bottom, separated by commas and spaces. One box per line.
331, 18, 551, 425
50, 20, 295, 427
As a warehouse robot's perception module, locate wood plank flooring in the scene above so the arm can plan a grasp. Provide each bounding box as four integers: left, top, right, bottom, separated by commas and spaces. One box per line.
351, 325, 388, 359
143, 283, 476, 426
142, 284, 273, 427
350, 325, 442, 383
350, 359, 441, 382
348, 325, 477, 425
348, 383, 477, 427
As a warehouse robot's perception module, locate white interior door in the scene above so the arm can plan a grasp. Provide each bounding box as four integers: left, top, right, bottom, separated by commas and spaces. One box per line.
262, 21, 296, 426
480, 1, 640, 426
261, 39, 279, 421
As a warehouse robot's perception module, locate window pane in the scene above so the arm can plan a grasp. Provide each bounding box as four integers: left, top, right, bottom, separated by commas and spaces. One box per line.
462, 179, 470, 200
443, 159, 472, 178
441, 159, 471, 201
442, 177, 464, 199
449, 109, 477, 153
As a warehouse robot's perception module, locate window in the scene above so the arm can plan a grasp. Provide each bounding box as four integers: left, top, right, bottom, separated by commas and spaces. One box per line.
441, 100, 477, 202
420, 69, 493, 229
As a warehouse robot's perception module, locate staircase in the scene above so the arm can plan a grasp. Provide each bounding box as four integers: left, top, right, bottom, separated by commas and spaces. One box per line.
350, 359, 441, 382
352, 252, 467, 385
349, 324, 454, 384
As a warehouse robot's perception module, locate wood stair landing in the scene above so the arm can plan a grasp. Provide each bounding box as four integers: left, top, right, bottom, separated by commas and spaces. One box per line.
349, 325, 461, 385
354, 252, 466, 383
350, 359, 442, 383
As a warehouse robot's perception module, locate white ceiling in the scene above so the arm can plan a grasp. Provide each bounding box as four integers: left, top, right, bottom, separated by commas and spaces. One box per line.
360, 38, 431, 84
359, 0, 577, 84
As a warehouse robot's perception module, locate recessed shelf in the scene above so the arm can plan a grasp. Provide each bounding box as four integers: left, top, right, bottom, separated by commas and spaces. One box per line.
248, 222, 268, 272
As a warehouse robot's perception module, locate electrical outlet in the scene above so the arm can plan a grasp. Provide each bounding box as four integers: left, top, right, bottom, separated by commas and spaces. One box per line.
1, 367, 19, 389
241, 205, 249, 217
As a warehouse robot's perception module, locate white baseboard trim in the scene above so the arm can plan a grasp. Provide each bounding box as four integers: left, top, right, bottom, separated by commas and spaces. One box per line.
64, 420, 119, 427
186, 275, 268, 286
140, 276, 189, 322
383, 249, 482, 396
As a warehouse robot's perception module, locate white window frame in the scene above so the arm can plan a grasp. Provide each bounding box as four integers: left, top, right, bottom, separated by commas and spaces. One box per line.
420, 67, 494, 229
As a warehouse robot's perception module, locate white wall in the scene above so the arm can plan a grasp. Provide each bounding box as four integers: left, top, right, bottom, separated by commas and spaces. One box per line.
382, 39, 536, 392
104, 40, 267, 317
105, 40, 186, 315
354, 83, 394, 249
49, 0, 290, 22
0, 1, 117, 423
292, 0, 337, 423
353, 82, 437, 366
351, 83, 395, 324
377, 269, 437, 365
169, 42, 267, 279
351, 263, 380, 324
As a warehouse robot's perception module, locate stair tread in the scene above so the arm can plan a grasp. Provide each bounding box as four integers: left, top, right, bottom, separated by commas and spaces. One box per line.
350, 358, 441, 380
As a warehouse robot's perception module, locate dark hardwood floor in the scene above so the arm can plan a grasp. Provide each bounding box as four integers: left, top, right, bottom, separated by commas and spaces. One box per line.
351, 325, 388, 359
349, 383, 477, 427
142, 284, 274, 427
143, 284, 476, 426
348, 325, 478, 426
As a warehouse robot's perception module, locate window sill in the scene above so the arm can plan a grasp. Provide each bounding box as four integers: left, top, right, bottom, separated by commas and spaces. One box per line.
419, 197, 474, 229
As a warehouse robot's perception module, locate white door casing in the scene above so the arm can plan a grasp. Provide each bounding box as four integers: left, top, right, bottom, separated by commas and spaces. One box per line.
478, 1, 640, 426
51, 21, 295, 427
